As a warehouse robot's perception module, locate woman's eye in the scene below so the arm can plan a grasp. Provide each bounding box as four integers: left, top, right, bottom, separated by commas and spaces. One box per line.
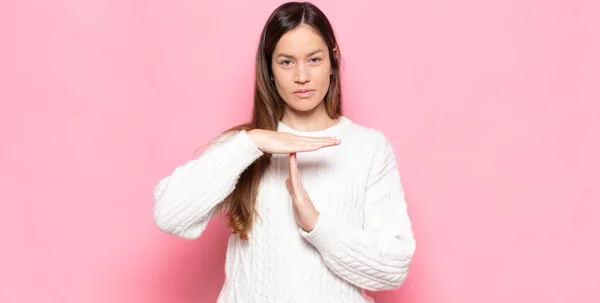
281, 60, 292, 66
310, 57, 322, 63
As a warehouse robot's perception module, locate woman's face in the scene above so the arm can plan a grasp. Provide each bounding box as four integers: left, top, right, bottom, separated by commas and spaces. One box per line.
271, 24, 333, 113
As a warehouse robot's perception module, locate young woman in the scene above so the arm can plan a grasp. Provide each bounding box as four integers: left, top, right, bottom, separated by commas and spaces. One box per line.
153, 2, 416, 302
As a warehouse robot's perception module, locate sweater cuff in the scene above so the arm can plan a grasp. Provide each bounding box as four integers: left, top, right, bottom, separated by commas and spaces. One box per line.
203, 130, 263, 180
299, 213, 341, 252
235, 130, 263, 160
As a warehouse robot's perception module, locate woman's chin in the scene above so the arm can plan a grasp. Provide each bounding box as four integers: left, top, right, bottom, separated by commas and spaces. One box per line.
286, 100, 324, 113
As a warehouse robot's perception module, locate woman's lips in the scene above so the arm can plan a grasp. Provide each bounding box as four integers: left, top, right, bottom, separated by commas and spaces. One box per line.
293, 89, 314, 98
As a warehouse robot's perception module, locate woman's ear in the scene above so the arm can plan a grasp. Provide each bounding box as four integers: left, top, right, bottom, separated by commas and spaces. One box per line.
331, 47, 340, 75
332, 47, 340, 60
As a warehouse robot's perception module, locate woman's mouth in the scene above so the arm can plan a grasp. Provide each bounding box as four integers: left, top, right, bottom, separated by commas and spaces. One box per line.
293, 89, 314, 98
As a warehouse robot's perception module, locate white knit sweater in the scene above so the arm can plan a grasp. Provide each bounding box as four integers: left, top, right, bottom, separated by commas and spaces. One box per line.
153, 116, 416, 302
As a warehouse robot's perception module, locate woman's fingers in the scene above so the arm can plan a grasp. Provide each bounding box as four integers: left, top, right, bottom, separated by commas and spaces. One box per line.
289, 153, 302, 192
286, 154, 297, 198
293, 136, 340, 151
285, 178, 293, 196
248, 129, 340, 154
289, 152, 298, 177
297, 143, 325, 152
299, 136, 340, 144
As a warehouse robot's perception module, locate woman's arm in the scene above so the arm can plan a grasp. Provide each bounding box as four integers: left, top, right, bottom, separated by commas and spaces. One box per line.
300, 133, 416, 291
153, 130, 264, 240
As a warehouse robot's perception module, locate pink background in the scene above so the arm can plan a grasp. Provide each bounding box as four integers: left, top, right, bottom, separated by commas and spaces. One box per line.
2, 0, 599, 302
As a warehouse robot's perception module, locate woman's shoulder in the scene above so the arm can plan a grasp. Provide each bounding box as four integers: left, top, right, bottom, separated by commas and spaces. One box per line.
343, 119, 400, 173
343, 117, 393, 150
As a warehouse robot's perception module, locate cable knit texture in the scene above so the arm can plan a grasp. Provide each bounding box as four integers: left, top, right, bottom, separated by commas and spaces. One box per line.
153, 116, 416, 303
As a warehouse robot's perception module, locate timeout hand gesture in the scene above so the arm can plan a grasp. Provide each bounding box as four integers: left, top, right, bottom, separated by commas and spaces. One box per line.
285, 153, 319, 232
248, 129, 339, 232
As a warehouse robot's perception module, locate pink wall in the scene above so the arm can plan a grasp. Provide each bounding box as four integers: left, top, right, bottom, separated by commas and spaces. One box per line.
2, 0, 599, 302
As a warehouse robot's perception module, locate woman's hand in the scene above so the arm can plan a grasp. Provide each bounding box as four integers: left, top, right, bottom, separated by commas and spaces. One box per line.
285, 152, 319, 232
248, 129, 340, 154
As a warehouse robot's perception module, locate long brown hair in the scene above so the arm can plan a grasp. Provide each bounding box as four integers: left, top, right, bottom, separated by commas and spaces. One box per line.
214, 2, 343, 240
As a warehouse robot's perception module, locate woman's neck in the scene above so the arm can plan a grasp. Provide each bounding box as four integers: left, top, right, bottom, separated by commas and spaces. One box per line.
280, 106, 339, 132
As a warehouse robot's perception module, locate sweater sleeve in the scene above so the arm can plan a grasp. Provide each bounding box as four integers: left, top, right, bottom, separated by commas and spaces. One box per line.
300, 133, 416, 291
153, 130, 264, 240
